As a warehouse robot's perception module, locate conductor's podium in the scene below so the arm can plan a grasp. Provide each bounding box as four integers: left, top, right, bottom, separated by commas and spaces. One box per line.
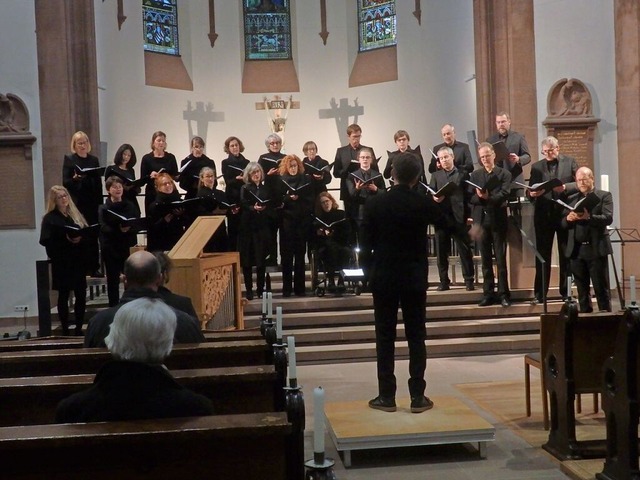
168, 216, 243, 330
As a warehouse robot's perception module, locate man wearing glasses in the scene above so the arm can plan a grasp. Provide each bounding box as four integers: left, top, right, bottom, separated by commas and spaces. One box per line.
528, 136, 578, 304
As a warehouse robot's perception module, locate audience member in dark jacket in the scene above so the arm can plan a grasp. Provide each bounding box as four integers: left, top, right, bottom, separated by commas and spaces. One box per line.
84, 251, 204, 348
58, 297, 213, 423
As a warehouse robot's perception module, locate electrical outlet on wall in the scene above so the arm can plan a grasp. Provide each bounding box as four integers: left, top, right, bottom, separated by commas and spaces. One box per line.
14, 305, 28, 312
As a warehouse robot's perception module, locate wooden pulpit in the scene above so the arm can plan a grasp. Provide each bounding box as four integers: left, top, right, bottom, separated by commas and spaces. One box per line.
167, 216, 243, 330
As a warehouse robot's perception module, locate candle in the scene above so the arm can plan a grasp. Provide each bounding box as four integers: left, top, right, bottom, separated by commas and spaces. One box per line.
267, 292, 273, 318
313, 387, 325, 454
287, 336, 297, 380
276, 306, 283, 340
261, 292, 267, 315
567, 276, 572, 299
631, 276, 637, 304
601, 174, 609, 192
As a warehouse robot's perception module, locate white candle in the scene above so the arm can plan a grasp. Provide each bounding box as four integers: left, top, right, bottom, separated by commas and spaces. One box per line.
261, 292, 266, 314
567, 276, 572, 299
276, 306, 283, 340
267, 292, 273, 317
313, 387, 325, 454
601, 174, 609, 192
631, 276, 637, 304
287, 336, 297, 380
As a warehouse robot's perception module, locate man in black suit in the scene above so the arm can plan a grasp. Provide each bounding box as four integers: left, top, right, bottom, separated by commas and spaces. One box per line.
430, 123, 474, 174
562, 167, 613, 313
429, 146, 475, 291
469, 142, 512, 307
361, 153, 446, 414
332, 124, 377, 245
528, 136, 578, 304
84, 251, 204, 348
486, 112, 531, 202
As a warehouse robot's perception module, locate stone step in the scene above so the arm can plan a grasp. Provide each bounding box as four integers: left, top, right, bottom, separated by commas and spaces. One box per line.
244, 299, 562, 330
295, 333, 540, 364
282, 316, 539, 345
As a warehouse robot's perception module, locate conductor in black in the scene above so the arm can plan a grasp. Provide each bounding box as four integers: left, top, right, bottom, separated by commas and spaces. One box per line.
361, 153, 446, 413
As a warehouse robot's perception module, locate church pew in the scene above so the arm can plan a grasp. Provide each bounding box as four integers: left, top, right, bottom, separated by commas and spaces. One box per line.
0, 365, 280, 427
597, 307, 640, 480
0, 329, 264, 353
0, 340, 272, 378
542, 301, 623, 460
0, 413, 291, 480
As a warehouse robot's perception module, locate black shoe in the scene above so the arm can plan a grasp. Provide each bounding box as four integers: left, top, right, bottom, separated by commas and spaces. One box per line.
246, 291, 254, 301
501, 297, 511, 308
282, 291, 292, 298
478, 296, 494, 307
436, 284, 450, 291
410, 396, 434, 413
74, 326, 83, 336
530, 298, 542, 305
368, 396, 397, 412
465, 281, 476, 291
580, 307, 594, 313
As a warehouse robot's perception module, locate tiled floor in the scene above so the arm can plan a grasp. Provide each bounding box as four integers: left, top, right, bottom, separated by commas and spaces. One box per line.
298, 354, 568, 480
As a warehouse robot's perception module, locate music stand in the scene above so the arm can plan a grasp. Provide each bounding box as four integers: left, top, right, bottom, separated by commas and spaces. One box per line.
607, 227, 640, 308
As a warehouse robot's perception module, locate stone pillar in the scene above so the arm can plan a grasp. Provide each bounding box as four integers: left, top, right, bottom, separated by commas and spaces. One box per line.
614, 0, 640, 282
473, 0, 539, 290
35, 0, 100, 195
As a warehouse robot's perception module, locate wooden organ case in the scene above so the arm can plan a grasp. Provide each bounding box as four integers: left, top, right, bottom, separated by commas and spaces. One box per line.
167, 216, 243, 330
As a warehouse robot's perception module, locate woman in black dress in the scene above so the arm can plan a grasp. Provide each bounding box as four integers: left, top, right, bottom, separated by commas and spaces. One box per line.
278, 154, 313, 296
239, 162, 275, 300
98, 176, 140, 306
104, 143, 140, 215
39, 185, 91, 335
140, 131, 178, 213
178, 136, 216, 200
196, 166, 228, 252
221, 136, 249, 251
147, 173, 192, 252
313, 191, 351, 292
62, 131, 103, 276
302, 140, 331, 201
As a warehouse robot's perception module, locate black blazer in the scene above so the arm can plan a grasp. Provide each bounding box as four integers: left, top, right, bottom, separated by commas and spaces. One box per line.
529, 154, 578, 220
332, 144, 377, 200
361, 184, 446, 292
430, 141, 474, 174
486, 130, 531, 187
562, 189, 613, 258
468, 166, 512, 229
429, 167, 470, 225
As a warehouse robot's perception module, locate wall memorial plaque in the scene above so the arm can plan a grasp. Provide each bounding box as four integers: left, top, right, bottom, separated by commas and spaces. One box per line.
542, 78, 600, 170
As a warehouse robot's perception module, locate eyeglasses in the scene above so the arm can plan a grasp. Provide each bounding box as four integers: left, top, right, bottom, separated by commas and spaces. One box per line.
56, 193, 69, 200
159, 181, 173, 187
202, 174, 214, 178
359, 155, 372, 160
541, 147, 558, 154
269, 141, 281, 145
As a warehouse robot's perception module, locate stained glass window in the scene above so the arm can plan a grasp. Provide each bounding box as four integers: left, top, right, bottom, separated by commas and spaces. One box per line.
243, 0, 292, 61
358, 0, 397, 52
143, 0, 179, 56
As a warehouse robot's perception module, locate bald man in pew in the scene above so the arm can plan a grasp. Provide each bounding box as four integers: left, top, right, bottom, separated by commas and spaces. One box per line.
84, 250, 204, 348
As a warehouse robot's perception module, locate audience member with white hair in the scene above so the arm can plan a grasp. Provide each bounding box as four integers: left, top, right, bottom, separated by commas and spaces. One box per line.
56, 297, 213, 423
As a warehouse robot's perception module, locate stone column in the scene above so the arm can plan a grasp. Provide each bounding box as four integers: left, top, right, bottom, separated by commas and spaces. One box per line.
35, 0, 100, 195
614, 0, 640, 283
473, 0, 539, 290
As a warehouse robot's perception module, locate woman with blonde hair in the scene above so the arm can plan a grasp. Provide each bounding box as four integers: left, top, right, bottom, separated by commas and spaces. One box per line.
40, 185, 92, 335
147, 172, 192, 252
62, 131, 103, 275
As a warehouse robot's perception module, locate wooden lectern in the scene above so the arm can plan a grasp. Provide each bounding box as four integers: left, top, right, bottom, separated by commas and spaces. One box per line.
167, 216, 243, 330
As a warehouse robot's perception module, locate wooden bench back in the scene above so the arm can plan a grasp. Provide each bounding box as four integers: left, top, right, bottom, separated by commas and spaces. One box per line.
0, 340, 271, 378
0, 413, 291, 479
0, 365, 278, 427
